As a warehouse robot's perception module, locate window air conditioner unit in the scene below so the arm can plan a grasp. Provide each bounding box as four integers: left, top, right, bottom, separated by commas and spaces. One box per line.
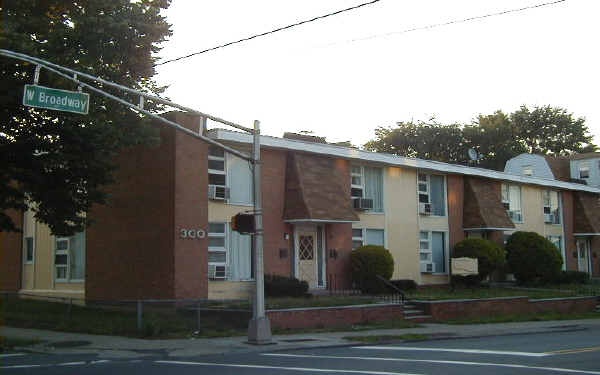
419, 202, 432, 215
508, 210, 522, 222
208, 265, 227, 280
353, 197, 374, 210
420, 262, 435, 273
544, 213, 554, 224
208, 185, 230, 200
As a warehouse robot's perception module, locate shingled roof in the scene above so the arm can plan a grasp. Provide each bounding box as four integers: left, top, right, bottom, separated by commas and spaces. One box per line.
283, 152, 359, 222
573, 192, 600, 234
463, 177, 515, 230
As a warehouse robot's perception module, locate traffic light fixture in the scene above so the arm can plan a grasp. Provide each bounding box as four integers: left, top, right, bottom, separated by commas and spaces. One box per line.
231, 213, 255, 234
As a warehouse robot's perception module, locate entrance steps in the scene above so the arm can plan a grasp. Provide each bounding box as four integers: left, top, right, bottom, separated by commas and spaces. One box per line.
403, 302, 432, 323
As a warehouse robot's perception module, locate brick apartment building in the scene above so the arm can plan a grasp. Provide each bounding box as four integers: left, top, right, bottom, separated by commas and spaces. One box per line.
2, 112, 600, 301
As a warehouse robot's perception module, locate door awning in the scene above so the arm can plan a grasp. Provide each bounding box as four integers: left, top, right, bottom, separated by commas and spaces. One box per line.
463, 177, 515, 231
283, 152, 359, 223
573, 192, 600, 234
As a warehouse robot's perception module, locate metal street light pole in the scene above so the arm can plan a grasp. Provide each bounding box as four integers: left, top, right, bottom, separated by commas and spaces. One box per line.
248, 120, 272, 344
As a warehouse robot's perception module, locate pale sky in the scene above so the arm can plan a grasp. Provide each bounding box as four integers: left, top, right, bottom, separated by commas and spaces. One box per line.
156, 0, 600, 149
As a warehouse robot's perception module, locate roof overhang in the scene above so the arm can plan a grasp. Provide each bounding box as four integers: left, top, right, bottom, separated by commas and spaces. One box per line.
209, 129, 600, 194
573, 233, 600, 236
284, 219, 359, 223
464, 227, 515, 231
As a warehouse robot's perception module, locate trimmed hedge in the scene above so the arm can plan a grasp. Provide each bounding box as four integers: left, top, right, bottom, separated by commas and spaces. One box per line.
351, 245, 394, 294
452, 238, 506, 281
551, 270, 590, 285
389, 279, 417, 292
506, 231, 563, 284
264, 274, 309, 297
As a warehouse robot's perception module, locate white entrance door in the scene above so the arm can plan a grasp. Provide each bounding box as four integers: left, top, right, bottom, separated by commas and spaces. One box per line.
576, 239, 591, 273
297, 230, 317, 288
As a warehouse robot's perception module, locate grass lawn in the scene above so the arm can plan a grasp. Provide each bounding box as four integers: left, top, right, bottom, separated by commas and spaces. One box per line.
404, 284, 600, 301
442, 311, 600, 325
0, 337, 41, 352
343, 333, 430, 343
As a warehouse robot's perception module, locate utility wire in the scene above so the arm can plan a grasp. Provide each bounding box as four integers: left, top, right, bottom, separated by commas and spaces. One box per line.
155, 0, 382, 66
336, 0, 566, 45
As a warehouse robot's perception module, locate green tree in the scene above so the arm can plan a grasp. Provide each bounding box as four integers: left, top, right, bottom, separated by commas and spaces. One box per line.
1, 1, 171, 234
364, 119, 470, 165
511, 105, 594, 156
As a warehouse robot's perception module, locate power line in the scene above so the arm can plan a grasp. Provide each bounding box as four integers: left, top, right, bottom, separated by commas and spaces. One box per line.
337, 0, 566, 45
155, 0, 382, 66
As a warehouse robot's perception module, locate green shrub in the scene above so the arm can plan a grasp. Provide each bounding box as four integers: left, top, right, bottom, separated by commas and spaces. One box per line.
451, 274, 485, 287
550, 270, 590, 285
390, 279, 417, 291
452, 238, 506, 281
505, 231, 563, 284
264, 274, 308, 297
351, 245, 394, 294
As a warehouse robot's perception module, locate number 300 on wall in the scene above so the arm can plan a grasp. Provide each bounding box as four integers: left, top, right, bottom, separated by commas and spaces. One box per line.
180, 229, 206, 239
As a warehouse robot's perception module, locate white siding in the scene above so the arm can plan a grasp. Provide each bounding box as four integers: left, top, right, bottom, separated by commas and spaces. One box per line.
504, 154, 555, 179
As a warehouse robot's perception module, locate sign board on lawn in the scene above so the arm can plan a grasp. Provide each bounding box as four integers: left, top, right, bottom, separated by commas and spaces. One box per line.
451, 257, 478, 276
23, 84, 90, 115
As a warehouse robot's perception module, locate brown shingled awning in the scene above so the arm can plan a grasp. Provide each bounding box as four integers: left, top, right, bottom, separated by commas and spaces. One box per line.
283, 152, 359, 222
573, 192, 600, 234
463, 177, 515, 230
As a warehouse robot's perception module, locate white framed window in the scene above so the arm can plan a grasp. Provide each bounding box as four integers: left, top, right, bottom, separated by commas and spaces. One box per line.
419, 231, 431, 262
208, 145, 228, 200
24, 236, 34, 264
419, 230, 447, 274
352, 228, 385, 249
501, 183, 522, 223
208, 222, 227, 265
350, 165, 364, 199
547, 235, 565, 270
522, 166, 533, 176
579, 163, 590, 179
542, 190, 561, 224
417, 172, 446, 216
54, 232, 85, 282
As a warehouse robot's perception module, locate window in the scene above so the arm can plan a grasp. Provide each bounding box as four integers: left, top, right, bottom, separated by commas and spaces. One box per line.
579, 163, 590, 179
547, 235, 565, 270
501, 183, 522, 223
542, 190, 561, 224
350, 166, 363, 199
54, 232, 85, 282
208, 223, 227, 265
522, 166, 533, 176
350, 165, 384, 212
208, 146, 227, 199
24, 237, 34, 264
352, 228, 385, 249
417, 172, 446, 216
419, 231, 446, 273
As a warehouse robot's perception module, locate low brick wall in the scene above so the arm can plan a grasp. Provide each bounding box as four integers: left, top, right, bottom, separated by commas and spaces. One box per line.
415, 296, 598, 320
266, 303, 403, 330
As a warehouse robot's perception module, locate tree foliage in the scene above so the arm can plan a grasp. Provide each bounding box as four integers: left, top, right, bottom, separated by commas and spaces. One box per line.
452, 238, 506, 280
351, 245, 394, 294
365, 105, 596, 171
1, 1, 172, 234
505, 231, 563, 284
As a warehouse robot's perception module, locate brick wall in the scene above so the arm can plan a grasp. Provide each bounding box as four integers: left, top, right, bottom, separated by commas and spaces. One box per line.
447, 175, 464, 248
416, 296, 597, 320
0, 210, 23, 291
87, 113, 209, 300
267, 304, 404, 329
326, 223, 353, 290
172, 113, 208, 300
591, 237, 600, 277
262, 149, 293, 276
562, 191, 576, 271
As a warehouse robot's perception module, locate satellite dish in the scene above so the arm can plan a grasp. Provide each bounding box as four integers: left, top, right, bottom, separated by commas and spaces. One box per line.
468, 148, 479, 161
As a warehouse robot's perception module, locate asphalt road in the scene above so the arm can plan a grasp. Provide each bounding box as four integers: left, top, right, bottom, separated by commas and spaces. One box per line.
3, 326, 600, 374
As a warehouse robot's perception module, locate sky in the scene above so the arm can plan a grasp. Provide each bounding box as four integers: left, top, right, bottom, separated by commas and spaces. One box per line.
155, 0, 600, 149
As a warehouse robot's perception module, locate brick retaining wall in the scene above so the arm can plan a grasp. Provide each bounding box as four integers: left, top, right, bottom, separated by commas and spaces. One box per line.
415, 296, 597, 320
266, 303, 404, 329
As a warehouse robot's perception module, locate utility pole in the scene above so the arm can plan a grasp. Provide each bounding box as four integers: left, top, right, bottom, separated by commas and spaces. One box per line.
248, 120, 272, 344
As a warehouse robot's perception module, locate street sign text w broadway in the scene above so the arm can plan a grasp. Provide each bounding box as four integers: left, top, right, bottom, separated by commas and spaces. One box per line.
23, 84, 89, 114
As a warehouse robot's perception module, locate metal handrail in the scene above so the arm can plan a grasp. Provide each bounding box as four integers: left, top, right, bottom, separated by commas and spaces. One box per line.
375, 275, 405, 304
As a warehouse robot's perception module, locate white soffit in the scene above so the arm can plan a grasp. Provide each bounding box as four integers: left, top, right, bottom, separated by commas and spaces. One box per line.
209, 129, 600, 194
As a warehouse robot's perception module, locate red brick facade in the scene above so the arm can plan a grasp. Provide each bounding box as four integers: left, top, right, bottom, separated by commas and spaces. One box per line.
0, 210, 23, 292
86, 113, 208, 300
447, 175, 464, 248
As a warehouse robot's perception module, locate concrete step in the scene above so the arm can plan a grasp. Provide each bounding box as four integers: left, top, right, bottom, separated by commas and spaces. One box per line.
404, 314, 433, 323
404, 309, 425, 314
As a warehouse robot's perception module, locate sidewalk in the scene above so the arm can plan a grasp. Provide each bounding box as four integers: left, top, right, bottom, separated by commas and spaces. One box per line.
2, 319, 599, 359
